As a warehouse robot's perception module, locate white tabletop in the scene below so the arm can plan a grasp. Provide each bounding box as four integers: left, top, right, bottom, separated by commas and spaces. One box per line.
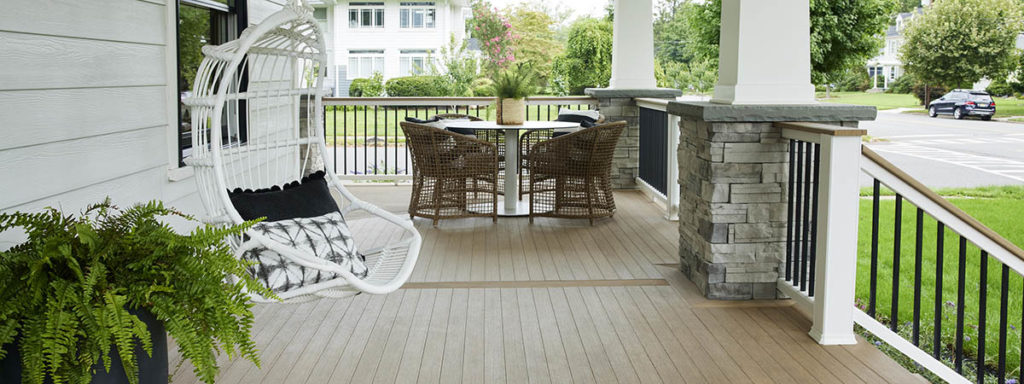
443, 120, 581, 130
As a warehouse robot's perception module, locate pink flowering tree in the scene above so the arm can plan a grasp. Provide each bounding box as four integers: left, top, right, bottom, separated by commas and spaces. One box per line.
468, 0, 518, 76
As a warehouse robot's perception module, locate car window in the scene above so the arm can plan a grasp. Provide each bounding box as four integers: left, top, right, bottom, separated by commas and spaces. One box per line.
970, 93, 992, 102
955, 92, 969, 101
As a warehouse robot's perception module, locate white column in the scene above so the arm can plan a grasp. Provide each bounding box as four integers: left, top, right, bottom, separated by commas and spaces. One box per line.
609, 0, 656, 89
808, 133, 862, 345
712, 0, 815, 105
883, 67, 889, 89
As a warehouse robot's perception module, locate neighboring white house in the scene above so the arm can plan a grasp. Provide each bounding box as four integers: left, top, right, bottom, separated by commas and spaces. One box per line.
313, 0, 470, 96
866, 8, 922, 90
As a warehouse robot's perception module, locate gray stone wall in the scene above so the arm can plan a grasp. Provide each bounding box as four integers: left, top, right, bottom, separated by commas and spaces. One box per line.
671, 102, 875, 300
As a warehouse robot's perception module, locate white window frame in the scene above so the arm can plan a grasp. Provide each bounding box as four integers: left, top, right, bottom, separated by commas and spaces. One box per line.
400, 2, 436, 29
348, 2, 384, 29
399, 50, 431, 75
347, 50, 385, 80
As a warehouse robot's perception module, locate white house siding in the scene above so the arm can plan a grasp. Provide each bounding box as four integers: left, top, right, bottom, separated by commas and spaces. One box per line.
0, 0, 284, 249
329, 0, 467, 95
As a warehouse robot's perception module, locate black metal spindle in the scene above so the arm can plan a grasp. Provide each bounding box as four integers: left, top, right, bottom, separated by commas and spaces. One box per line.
793, 142, 805, 287
978, 251, 988, 384
362, 105, 368, 175
786, 140, 796, 282
913, 207, 924, 345
800, 142, 813, 292
998, 264, 1009, 383
956, 236, 967, 373
373, 106, 379, 174
808, 144, 820, 297
343, 106, 348, 174
330, 106, 337, 172
934, 222, 944, 359
891, 194, 903, 332
869, 179, 881, 317
383, 106, 388, 174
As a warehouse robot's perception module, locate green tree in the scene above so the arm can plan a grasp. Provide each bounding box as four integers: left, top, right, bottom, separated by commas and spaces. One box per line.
428, 34, 480, 96
901, 0, 1024, 96
504, 4, 563, 87
654, 0, 694, 63
551, 17, 613, 95
178, 6, 210, 91
685, 0, 897, 91
657, 58, 716, 93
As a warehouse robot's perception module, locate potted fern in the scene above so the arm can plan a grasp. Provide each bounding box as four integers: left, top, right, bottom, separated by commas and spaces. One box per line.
0, 200, 273, 384
491, 64, 537, 125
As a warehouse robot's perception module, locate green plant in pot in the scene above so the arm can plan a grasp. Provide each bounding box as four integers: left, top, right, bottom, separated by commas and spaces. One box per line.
0, 200, 274, 384
491, 64, 537, 125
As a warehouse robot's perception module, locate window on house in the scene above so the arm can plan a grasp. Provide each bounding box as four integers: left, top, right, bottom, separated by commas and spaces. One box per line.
400, 2, 435, 28
348, 2, 384, 28
399, 50, 431, 75
347, 50, 385, 79
177, 0, 246, 167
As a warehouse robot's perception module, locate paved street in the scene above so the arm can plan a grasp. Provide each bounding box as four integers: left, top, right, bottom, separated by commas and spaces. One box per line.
861, 111, 1024, 188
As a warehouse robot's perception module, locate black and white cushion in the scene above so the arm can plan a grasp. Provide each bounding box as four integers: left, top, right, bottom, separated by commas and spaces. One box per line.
240, 211, 367, 294
553, 108, 599, 137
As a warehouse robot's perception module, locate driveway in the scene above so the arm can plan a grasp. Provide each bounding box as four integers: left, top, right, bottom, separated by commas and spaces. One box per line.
860, 111, 1024, 188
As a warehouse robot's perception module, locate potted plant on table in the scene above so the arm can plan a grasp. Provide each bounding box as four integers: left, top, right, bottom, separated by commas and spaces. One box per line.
492, 64, 537, 125
0, 200, 273, 384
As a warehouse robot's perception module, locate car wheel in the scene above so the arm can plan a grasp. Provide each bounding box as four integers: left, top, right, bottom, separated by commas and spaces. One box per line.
928, 106, 938, 117
954, 107, 964, 120
982, 115, 992, 121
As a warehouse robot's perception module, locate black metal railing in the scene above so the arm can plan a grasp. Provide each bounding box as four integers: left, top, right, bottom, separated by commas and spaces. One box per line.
784, 139, 821, 296
862, 178, 1024, 383
322, 97, 597, 178
638, 106, 669, 195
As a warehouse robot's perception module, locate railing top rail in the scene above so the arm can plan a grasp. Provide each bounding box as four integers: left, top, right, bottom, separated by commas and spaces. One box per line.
322, 96, 598, 107
775, 121, 867, 137
635, 98, 670, 111
862, 146, 1024, 262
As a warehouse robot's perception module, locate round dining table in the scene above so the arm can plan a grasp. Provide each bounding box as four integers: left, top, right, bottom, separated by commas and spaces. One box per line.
444, 120, 582, 216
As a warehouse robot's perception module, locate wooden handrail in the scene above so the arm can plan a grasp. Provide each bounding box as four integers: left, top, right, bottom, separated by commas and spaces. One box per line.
775, 121, 867, 137
862, 146, 1024, 262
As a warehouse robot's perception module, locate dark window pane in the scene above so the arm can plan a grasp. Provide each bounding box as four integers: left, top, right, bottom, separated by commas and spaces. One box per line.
349, 9, 358, 27
401, 9, 409, 28
375, 9, 383, 26
426, 9, 435, 28
361, 9, 371, 26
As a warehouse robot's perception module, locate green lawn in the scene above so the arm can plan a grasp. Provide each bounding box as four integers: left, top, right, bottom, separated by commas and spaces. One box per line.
853, 186, 1024, 379
818, 91, 1024, 119
818, 91, 921, 110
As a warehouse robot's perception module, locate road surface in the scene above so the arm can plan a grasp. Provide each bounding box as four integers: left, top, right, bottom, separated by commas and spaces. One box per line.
861, 111, 1024, 188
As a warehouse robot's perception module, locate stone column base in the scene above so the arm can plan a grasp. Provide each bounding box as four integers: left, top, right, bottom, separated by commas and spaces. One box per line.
669, 102, 876, 300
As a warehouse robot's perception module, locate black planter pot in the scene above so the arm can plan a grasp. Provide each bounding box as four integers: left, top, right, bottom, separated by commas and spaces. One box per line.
0, 309, 168, 384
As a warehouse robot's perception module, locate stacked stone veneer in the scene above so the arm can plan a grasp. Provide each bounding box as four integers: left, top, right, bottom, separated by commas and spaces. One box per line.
585, 88, 682, 189
669, 102, 875, 300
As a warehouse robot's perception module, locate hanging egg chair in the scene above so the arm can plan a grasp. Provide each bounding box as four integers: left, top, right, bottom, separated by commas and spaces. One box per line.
183, 1, 420, 301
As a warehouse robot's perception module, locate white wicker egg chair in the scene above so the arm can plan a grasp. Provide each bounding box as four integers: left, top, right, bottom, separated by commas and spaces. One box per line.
183, 1, 420, 302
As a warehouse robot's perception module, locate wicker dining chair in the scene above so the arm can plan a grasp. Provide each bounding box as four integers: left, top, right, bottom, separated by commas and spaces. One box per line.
527, 121, 626, 225
400, 122, 499, 227
518, 114, 606, 200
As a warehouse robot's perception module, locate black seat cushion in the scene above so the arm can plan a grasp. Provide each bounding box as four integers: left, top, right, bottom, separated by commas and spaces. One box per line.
228, 171, 340, 221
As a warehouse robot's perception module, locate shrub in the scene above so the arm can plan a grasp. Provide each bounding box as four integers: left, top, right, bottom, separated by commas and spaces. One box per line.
349, 72, 384, 97
833, 69, 871, 92
887, 74, 914, 94
911, 83, 947, 105
986, 78, 1015, 97
384, 76, 448, 96
471, 78, 495, 96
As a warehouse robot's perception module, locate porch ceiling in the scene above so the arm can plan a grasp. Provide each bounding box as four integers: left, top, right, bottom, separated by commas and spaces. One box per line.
169, 188, 919, 384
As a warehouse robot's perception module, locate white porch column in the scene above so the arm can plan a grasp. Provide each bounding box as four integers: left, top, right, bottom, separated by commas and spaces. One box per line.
609, 0, 656, 89
712, 0, 815, 104
883, 67, 890, 89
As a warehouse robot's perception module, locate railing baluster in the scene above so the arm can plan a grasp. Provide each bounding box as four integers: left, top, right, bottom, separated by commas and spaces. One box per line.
956, 236, 967, 373
913, 207, 924, 345
869, 179, 880, 317
793, 142, 804, 288
786, 140, 796, 282
891, 194, 902, 332
934, 222, 944, 359
362, 105, 368, 175
978, 251, 987, 384
808, 143, 820, 297
373, 105, 379, 174
998, 263, 1009, 384
801, 142, 813, 292
343, 106, 348, 174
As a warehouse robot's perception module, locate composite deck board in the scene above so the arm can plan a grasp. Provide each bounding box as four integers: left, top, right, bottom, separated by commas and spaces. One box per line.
169, 188, 921, 384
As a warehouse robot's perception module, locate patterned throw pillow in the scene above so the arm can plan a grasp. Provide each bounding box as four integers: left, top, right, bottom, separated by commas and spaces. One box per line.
240, 211, 367, 294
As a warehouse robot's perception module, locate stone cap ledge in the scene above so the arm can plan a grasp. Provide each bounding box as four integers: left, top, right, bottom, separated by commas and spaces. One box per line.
584, 88, 683, 99
667, 101, 877, 122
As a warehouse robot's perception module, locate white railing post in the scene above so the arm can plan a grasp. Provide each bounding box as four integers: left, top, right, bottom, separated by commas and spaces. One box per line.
808, 132, 862, 345
666, 113, 680, 221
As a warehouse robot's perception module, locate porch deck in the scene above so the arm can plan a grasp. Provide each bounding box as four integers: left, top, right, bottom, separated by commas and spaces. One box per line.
170, 187, 920, 384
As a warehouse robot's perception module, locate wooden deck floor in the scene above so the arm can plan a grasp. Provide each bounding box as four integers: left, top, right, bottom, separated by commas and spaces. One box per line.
170, 187, 921, 384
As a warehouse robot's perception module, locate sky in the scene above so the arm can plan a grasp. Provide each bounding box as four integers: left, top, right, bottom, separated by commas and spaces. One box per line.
487, 0, 609, 21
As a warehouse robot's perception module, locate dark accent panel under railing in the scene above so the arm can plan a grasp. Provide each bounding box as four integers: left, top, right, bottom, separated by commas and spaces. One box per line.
784, 139, 820, 297
638, 107, 669, 195
863, 176, 1024, 384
